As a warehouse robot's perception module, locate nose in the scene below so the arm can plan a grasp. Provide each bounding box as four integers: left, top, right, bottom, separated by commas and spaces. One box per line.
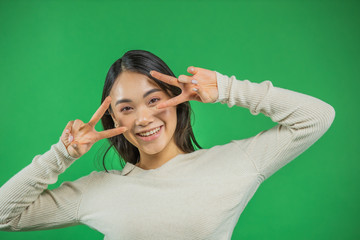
135, 106, 155, 126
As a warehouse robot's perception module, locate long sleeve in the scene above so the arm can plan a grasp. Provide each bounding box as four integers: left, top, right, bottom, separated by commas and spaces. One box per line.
213, 71, 335, 182
0, 137, 91, 231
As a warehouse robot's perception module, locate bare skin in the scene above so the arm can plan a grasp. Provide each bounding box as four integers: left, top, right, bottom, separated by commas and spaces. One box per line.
60, 96, 128, 158
150, 66, 219, 109
60, 65, 218, 161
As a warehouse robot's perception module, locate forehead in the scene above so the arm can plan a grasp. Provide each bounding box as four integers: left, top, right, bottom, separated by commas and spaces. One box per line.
111, 71, 160, 96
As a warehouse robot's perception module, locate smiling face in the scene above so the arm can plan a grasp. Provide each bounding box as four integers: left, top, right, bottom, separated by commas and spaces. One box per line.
109, 71, 180, 158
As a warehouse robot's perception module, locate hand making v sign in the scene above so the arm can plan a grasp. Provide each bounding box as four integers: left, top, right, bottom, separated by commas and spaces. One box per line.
150, 66, 219, 109
60, 96, 128, 159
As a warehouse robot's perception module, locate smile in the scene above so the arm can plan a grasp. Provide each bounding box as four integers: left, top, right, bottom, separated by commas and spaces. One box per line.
136, 125, 163, 141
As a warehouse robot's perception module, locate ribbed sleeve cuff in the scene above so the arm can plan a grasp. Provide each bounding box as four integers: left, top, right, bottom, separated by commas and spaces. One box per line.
213, 71, 232, 104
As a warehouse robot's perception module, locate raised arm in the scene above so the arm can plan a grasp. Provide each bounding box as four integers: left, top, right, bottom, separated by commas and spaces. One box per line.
213, 71, 335, 181
0, 96, 127, 231
0, 138, 90, 231
149, 66, 335, 182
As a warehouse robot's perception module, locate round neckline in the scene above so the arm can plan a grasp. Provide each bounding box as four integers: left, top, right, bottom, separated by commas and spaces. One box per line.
133, 152, 187, 171
119, 148, 206, 176
121, 152, 187, 176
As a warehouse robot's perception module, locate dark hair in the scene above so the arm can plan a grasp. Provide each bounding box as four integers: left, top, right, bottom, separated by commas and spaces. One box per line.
99, 50, 202, 172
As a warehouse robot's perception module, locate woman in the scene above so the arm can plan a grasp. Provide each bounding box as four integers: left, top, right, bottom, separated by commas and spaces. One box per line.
0, 50, 335, 239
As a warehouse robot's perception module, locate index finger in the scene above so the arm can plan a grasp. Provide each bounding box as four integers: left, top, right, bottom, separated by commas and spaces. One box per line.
88, 96, 112, 127
96, 126, 128, 141
150, 70, 181, 88
156, 94, 187, 109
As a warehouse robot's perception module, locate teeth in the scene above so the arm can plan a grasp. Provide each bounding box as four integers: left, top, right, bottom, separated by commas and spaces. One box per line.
139, 127, 161, 137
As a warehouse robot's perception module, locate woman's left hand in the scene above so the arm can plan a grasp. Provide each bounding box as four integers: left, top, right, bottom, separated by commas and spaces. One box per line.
150, 66, 218, 109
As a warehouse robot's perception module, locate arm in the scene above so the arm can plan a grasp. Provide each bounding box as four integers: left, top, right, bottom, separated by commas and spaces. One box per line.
0, 137, 91, 231
213, 71, 335, 182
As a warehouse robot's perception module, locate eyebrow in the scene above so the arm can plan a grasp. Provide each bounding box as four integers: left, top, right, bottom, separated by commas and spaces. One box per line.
115, 88, 162, 106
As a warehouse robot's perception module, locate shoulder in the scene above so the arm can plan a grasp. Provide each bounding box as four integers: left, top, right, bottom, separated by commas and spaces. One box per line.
68, 169, 123, 191
207, 140, 247, 155
181, 141, 256, 177
73, 170, 117, 183
186, 140, 247, 159
189, 140, 248, 165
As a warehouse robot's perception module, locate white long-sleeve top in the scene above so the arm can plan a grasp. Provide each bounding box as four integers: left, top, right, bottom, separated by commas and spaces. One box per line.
0, 71, 335, 240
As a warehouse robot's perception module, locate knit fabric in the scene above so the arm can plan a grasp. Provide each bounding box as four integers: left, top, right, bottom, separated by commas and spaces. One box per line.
0, 71, 335, 239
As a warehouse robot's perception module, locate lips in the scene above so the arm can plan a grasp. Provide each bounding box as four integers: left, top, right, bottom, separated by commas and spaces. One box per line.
136, 125, 163, 135
135, 125, 163, 141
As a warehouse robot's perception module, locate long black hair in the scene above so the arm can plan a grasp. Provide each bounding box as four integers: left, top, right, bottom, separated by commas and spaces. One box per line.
99, 50, 202, 172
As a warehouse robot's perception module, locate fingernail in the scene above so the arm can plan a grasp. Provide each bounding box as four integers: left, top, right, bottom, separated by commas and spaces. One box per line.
192, 79, 198, 84
68, 135, 73, 142
178, 76, 185, 83
73, 144, 77, 148
193, 88, 198, 92
65, 129, 69, 133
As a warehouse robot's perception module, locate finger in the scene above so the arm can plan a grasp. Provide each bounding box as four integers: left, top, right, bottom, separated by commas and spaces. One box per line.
193, 85, 212, 103
149, 70, 181, 88
61, 121, 74, 146
72, 119, 83, 131
63, 121, 73, 134
88, 96, 112, 127
68, 133, 75, 143
96, 127, 128, 141
187, 66, 198, 75
62, 121, 73, 139
156, 94, 187, 109
177, 74, 198, 84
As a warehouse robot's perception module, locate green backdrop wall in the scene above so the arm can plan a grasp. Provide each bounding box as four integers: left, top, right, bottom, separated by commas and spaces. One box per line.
0, 0, 358, 239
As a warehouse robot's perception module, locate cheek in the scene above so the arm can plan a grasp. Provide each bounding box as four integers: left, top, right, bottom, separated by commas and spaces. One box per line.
162, 107, 177, 128
116, 116, 136, 139
116, 115, 133, 127
121, 125, 137, 146
117, 116, 136, 137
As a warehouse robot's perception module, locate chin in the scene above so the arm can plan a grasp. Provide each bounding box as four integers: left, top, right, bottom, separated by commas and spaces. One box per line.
141, 144, 166, 155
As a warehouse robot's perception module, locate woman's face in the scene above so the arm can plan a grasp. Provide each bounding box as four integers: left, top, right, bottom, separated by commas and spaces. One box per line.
109, 71, 179, 156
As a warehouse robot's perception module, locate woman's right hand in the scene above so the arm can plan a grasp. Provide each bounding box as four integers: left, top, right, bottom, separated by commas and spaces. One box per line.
60, 96, 127, 159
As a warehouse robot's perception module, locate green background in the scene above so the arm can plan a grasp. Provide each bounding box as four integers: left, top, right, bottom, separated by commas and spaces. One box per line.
0, 0, 358, 239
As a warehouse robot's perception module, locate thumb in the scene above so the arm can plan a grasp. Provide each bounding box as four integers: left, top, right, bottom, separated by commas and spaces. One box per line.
71, 142, 78, 149
67, 141, 81, 158
69, 140, 79, 151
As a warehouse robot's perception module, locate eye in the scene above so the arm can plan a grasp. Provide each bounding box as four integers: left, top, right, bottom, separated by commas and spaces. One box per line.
149, 98, 160, 104
120, 98, 160, 112
120, 106, 132, 112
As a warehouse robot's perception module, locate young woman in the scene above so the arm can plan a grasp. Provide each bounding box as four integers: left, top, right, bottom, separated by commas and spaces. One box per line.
0, 50, 335, 239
